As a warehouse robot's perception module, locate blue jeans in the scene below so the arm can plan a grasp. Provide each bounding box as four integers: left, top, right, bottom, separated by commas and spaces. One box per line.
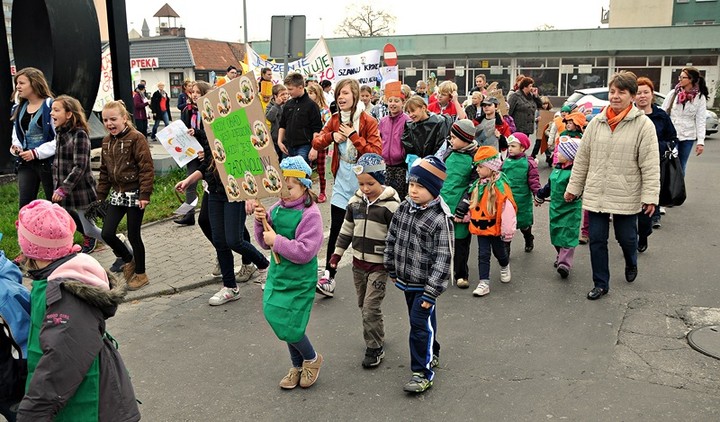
287, 335, 316, 368
477, 235, 509, 280
283, 143, 311, 165
588, 212, 637, 291
207, 193, 269, 288
151, 111, 170, 136
404, 291, 440, 381
676, 139, 695, 175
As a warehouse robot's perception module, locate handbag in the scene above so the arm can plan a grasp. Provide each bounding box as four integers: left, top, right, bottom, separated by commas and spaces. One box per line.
658, 147, 686, 206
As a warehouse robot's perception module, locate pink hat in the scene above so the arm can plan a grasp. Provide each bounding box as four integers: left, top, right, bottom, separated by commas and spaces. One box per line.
507, 132, 531, 150
16, 200, 81, 261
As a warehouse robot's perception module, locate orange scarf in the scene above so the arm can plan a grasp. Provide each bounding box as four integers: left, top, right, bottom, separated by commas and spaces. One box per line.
605, 104, 632, 132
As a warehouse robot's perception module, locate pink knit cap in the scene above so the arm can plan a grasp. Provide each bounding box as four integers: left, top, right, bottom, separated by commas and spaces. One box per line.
16, 199, 81, 261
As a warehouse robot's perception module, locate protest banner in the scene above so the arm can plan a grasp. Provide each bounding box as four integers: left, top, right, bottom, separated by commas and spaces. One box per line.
332, 50, 382, 87
198, 71, 288, 201
245, 38, 334, 81
93, 47, 114, 112
155, 120, 203, 168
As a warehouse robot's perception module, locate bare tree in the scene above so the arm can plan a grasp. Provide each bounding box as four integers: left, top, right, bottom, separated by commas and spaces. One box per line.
335, 5, 397, 37
535, 23, 556, 31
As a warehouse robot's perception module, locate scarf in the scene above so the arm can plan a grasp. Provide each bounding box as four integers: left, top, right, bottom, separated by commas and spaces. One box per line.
605, 104, 632, 132
674, 82, 699, 106
339, 103, 364, 162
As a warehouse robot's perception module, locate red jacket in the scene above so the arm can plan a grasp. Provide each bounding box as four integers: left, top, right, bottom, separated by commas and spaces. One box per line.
312, 112, 382, 177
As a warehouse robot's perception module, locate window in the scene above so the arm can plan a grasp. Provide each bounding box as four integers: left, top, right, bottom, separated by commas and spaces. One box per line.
694, 20, 716, 25
195, 71, 209, 82
169, 72, 184, 98
615, 57, 646, 66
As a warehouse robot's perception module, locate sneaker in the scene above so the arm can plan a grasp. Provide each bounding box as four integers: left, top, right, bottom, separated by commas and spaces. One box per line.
500, 265, 511, 283
557, 265, 570, 279
403, 372, 432, 393
318, 192, 327, 203
127, 273, 149, 290
473, 280, 490, 297
430, 354, 439, 368
299, 353, 323, 388
109, 257, 124, 273
652, 219, 661, 229
659, 206, 666, 215
316, 270, 335, 297
208, 287, 241, 306
579, 234, 589, 245
253, 266, 268, 284
279, 367, 301, 389
122, 260, 136, 282
456, 278, 470, 289
211, 259, 222, 278
362, 347, 385, 368
235, 264, 257, 283
81, 236, 97, 254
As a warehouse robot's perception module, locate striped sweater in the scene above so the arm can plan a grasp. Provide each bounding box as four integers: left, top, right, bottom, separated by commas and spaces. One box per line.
334, 186, 400, 265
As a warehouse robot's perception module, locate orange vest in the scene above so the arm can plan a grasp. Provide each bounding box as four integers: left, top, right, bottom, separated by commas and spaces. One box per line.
468, 179, 516, 237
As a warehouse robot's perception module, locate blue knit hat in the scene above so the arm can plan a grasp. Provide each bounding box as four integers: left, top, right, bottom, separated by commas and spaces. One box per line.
354, 153, 386, 185
279, 156, 312, 188
408, 155, 447, 198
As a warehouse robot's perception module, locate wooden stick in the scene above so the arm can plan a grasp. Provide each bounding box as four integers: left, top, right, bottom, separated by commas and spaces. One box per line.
258, 203, 281, 264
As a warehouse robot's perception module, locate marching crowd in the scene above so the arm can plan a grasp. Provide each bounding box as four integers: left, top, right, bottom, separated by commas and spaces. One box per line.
0, 63, 709, 419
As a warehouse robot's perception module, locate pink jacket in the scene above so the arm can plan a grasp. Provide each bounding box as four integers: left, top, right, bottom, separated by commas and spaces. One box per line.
379, 112, 411, 166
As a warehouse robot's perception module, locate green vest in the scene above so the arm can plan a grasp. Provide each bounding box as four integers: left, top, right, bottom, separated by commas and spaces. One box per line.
440, 151, 473, 239
263, 206, 318, 343
549, 168, 582, 248
503, 156, 534, 229
26, 279, 100, 421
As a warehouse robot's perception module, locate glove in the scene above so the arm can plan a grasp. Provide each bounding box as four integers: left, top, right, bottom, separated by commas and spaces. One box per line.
328, 254, 341, 269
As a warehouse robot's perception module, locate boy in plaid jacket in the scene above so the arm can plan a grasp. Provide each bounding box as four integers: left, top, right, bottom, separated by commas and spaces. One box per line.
384, 156, 454, 394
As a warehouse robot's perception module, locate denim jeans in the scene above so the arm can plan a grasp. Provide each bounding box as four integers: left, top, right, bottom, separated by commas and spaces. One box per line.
207, 193, 269, 288
287, 335, 317, 368
284, 143, 312, 166
404, 291, 440, 381
151, 111, 170, 136
477, 235, 509, 281
588, 212, 637, 291
676, 139, 695, 175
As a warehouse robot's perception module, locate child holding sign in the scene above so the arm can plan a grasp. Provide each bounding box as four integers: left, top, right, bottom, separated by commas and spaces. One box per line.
253, 156, 325, 389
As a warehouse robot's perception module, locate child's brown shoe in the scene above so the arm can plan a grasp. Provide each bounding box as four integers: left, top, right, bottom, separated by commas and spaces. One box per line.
299, 353, 323, 388
279, 367, 301, 389
122, 260, 136, 282
127, 273, 149, 290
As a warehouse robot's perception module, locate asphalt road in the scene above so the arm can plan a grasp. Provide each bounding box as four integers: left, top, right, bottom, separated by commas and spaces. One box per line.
106, 135, 720, 421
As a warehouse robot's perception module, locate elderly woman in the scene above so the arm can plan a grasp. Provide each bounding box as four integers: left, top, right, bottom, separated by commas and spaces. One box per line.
564, 71, 660, 300
661, 66, 708, 175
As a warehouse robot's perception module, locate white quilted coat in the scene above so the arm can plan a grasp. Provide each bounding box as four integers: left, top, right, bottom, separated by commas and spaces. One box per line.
566, 105, 660, 215
661, 90, 707, 145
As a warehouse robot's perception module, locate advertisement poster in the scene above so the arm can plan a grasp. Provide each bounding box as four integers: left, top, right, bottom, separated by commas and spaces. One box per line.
198, 71, 288, 201
332, 50, 382, 87
155, 120, 203, 168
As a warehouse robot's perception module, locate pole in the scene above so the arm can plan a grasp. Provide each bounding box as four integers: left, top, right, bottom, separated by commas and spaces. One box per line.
243, 0, 248, 44
283, 16, 291, 76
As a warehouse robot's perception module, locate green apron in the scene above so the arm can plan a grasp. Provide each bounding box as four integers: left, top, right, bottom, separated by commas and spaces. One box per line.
26, 279, 100, 422
263, 206, 318, 343
503, 156, 534, 229
549, 168, 582, 248
440, 152, 473, 239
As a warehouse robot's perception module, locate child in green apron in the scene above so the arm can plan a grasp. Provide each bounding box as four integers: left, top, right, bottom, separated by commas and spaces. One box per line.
502, 132, 541, 256
253, 157, 325, 390
535, 137, 583, 278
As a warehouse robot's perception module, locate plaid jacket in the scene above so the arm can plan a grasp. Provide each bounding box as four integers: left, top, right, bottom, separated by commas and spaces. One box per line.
384, 197, 454, 305
53, 127, 97, 208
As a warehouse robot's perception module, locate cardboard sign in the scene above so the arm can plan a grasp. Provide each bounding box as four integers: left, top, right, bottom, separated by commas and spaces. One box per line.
486, 82, 508, 115
155, 120, 203, 167
537, 110, 555, 136
198, 71, 287, 201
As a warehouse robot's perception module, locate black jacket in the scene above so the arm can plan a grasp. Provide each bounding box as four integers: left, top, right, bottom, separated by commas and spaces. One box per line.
401, 113, 453, 158
150, 90, 173, 120
181, 106, 224, 195
279, 91, 322, 147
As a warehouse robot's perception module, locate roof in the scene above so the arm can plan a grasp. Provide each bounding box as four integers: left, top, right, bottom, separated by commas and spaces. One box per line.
154, 3, 180, 18
187, 38, 245, 71
129, 37, 194, 68
249, 25, 720, 59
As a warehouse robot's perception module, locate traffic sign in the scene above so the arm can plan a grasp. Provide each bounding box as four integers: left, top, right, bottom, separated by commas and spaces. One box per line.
383, 43, 397, 67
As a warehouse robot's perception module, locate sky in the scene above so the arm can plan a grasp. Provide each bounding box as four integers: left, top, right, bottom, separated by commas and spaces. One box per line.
124, 0, 610, 43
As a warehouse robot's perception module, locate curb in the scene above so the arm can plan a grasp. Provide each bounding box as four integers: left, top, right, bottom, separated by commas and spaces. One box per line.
122, 275, 218, 302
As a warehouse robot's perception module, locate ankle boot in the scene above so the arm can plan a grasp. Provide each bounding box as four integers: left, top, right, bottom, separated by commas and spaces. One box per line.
174, 210, 195, 226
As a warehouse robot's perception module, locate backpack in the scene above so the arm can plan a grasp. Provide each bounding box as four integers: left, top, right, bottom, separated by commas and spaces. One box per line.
502, 114, 516, 133
0, 315, 27, 403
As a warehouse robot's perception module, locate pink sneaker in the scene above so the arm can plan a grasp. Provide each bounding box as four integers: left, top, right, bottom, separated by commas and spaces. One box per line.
318, 193, 327, 203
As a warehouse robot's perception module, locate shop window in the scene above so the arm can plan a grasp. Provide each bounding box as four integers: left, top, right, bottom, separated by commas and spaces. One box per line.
596, 57, 609, 66
517, 58, 545, 67
169, 72, 184, 98
617, 68, 661, 94
561, 68, 608, 96
520, 68, 559, 96
648, 57, 663, 66
671, 56, 717, 66
562, 57, 594, 66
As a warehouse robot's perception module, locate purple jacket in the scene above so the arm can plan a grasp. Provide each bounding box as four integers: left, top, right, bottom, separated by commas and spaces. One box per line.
133, 92, 148, 120
254, 195, 324, 264
379, 112, 411, 166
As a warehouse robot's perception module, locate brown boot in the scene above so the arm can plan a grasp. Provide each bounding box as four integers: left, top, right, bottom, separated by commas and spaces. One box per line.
122, 260, 136, 282
127, 273, 149, 291
299, 353, 323, 388
279, 367, 301, 389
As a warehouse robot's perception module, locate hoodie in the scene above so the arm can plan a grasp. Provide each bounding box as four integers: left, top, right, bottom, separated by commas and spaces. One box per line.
18, 253, 140, 422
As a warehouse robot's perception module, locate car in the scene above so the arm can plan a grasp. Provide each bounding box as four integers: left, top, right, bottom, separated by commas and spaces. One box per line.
564, 87, 718, 135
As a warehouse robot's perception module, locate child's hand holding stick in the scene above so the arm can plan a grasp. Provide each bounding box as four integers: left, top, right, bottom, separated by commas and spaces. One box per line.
255, 203, 281, 264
